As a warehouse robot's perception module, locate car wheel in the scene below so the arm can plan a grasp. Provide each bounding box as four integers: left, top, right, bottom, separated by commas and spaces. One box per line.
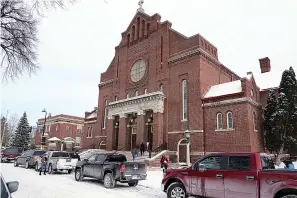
75, 169, 83, 181
68, 169, 72, 174
128, 181, 138, 187
14, 160, 18, 167
104, 173, 116, 189
167, 182, 187, 198
282, 195, 297, 198
35, 163, 39, 171
48, 164, 53, 174
25, 161, 29, 169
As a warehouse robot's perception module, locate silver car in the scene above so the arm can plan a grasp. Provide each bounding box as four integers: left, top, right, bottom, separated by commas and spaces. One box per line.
0, 174, 19, 198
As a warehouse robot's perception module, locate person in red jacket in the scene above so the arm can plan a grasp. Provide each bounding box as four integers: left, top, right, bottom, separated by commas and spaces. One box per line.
160, 155, 169, 172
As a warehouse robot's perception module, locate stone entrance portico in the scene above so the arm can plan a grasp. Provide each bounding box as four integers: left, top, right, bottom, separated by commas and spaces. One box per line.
106, 91, 165, 151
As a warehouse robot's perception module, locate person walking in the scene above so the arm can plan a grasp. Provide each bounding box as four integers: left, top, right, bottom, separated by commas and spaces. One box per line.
135, 143, 139, 157
39, 155, 48, 175
131, 148, 136, 161
140, 142, 145, 156
146, 142, 150, 152
160, 154, 169, 173
73, 150, 81, 161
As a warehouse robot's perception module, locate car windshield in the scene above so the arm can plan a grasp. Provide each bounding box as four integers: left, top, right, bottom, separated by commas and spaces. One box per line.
33, 151, 46, 156
3, 148, 19, 154
52, 152, 69, 158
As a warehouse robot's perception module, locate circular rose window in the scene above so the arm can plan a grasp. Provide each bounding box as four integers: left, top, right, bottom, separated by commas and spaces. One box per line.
130, 59, 146, 82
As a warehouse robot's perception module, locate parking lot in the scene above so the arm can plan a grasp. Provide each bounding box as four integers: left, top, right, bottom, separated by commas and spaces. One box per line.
1, 163, 165, 198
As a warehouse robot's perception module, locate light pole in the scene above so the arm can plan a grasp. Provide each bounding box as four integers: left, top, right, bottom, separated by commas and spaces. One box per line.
185, 129, 191, 166
41, 109, 47, 150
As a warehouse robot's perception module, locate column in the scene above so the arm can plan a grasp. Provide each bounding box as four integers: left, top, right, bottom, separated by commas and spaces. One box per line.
136, 111, 145, 144
118, 113, 128, 150
153, 112, 164, 150
106, 116, 114, 151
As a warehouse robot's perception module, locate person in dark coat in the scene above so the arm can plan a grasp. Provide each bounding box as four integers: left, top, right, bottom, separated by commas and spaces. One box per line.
39, 155, 48, 175
140, 142, 145, 156
73, 150, 81, 161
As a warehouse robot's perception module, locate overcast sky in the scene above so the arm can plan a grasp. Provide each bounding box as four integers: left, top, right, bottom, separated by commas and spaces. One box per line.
1, 0, 297, 125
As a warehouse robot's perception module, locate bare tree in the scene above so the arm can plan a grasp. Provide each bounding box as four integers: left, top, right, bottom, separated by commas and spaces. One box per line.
1, 0, 76, 82
1, 113, 19, 147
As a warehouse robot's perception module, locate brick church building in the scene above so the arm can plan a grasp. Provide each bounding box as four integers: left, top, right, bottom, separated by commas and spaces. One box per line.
87, 6, 279, 163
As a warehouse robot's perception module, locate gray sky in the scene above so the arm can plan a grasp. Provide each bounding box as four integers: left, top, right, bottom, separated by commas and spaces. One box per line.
1, 0, 297, 125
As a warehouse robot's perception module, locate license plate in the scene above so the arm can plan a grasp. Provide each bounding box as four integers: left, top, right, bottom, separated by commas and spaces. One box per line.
132, 175, 139, 180
66, 159, 71, 162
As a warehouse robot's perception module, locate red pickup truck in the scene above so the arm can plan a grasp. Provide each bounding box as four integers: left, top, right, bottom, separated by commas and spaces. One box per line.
161, 152, 297, 198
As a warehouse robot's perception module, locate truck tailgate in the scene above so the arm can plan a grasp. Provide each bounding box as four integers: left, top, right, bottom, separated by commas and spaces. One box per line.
55, 157, 73, 168
123, 162, 147, 177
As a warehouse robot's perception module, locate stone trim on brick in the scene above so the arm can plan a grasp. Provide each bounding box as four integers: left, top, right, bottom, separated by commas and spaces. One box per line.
202, 97, 262, 108
168, 130, 203, 134
99, 79, 114, 87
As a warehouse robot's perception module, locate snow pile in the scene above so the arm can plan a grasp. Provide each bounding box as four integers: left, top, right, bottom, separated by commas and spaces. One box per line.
203, 80, 242, 98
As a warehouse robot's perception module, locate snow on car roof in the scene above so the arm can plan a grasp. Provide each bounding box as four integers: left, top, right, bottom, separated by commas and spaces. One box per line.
203, 80, 242, 99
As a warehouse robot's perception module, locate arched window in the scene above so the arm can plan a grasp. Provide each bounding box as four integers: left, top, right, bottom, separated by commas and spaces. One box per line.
144, 88, 148, 94
182, 80, 187, 120
217, 113, 223, 129
127, 34, 130, 47
227, 112, 233, 129
141, 20, 145, 37
103, 100, 108, 129
160, 84, 164, 92
126, 93, 130, 98
135, 90, 139, 96
132, 25, 135, 41
147, 23, 150, 36
114, 96, 118, 101
253, 112, 257, 131
137, 17, 140, 39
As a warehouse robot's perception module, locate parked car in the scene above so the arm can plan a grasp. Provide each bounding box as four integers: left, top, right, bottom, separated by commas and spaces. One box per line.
1, 148, 21, 163
14, 149, 46, 169
74, 153, 147, 189
161, 152, 297, 198
68, 152, 79, 168
0, 174, 19, 198
37, 151, 73, 174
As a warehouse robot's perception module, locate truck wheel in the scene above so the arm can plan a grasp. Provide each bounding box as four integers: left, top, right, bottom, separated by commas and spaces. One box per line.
48, 164, 53, 174
282, 195, 297, 198
14, 160, 18, 167
167, 182, 187, 198
128, 181, 138, 187
25, 161, 29, 169
104, 173, 116, 189
75, 169, 83, 181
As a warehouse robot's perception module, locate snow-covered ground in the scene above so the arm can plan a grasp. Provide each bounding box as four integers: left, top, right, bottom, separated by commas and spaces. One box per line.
0, 163, 166, 198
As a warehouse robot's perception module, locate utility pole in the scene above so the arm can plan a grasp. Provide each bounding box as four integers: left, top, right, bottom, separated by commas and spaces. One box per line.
40, 109, 47, 150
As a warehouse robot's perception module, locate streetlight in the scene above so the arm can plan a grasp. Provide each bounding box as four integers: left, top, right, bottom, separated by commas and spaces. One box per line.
41, 109, 47, 150
185, 129, 191, 166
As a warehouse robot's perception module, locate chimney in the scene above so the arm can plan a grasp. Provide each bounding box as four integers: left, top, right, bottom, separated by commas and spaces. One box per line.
259, 57, 271, 73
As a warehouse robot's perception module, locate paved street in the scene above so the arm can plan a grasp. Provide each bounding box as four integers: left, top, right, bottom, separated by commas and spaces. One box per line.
1, 163, 166, 198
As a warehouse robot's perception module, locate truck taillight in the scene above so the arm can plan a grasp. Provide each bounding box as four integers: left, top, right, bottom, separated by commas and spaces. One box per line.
120, 164, 125, 173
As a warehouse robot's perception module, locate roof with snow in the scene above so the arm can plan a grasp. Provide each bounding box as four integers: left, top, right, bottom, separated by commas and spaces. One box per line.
246, 71, 281, 91
86, 112, 97, 119
203, 80, 242, 99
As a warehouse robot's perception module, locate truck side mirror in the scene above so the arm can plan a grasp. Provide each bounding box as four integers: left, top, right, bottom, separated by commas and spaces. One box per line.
198, 164, 207, 172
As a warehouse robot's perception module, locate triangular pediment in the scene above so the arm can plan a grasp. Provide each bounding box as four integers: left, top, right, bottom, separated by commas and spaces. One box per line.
124, 11, 152, 33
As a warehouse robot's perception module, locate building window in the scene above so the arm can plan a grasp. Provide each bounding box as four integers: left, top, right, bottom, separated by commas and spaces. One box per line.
115, 96, 118, 101
217, 113, 223, 129
253, 112, 257, 131
126, 93, 130, 98
66, 126, 70, 136
55, 125, 58, 131
103, 100, 108, 129
144, 88, 148, 94
182, 80, 187, 120
135, 90, 139, 96
227, 112, 233, 129
87, 127, 93, 138
251, 89, 254, 97
160, 84, 164, 92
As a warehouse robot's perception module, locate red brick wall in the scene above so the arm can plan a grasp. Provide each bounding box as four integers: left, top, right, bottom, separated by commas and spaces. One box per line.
81, 122, 98, 149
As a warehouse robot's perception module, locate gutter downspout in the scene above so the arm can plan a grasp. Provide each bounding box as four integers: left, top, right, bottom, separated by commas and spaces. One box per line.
202, 100, 206, 156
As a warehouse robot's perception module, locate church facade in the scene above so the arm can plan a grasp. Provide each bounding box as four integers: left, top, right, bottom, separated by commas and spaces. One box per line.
89, 8, 278, 163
